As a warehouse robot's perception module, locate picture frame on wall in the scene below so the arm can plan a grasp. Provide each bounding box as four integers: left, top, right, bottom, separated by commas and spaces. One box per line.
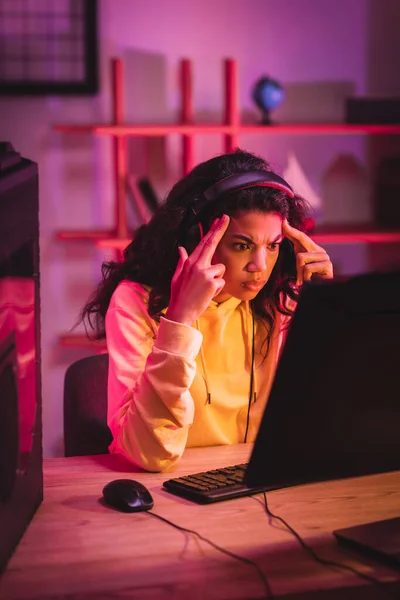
0, 0, 98, 95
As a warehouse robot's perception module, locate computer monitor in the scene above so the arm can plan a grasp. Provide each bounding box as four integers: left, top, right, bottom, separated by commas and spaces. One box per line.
245, 270, 400, 489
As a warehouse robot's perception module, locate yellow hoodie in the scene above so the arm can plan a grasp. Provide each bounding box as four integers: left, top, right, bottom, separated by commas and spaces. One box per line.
106, 280, 289, 472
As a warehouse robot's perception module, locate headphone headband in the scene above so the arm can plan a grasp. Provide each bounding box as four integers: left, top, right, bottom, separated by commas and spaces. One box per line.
181, 170, 294, 244
203, 170, 294, 202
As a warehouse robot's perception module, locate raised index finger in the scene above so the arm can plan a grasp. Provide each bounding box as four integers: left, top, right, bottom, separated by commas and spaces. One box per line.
191, 214, 230, 265
282, 219, 323, 253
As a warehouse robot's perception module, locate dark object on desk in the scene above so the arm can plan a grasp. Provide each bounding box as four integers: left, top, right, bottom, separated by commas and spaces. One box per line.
334, 517, 400, 569
246, 270, 400, 489
346, 97, 400, 124
63, 353, 112, 456
0, 143, 43, 572
103, 479, 154, 512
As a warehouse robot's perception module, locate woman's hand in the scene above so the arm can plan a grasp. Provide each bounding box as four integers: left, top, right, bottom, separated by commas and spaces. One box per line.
165, 215, 230, 326
282, 219, 333, 285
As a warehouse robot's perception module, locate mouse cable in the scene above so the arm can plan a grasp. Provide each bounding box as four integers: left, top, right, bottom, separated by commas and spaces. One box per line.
148, 510, 274, 599
262, 492, 398, 598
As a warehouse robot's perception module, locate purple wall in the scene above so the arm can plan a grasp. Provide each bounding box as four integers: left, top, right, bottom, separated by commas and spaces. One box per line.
0, 0, 399, 457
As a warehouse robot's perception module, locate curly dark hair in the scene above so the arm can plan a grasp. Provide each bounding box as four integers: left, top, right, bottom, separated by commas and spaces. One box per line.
81, 148, 311, 347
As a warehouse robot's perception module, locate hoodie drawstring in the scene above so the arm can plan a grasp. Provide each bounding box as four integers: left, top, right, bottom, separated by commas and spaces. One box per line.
244, 302, 257, 404
196, 318, 211, 404
196, 304, 256, 406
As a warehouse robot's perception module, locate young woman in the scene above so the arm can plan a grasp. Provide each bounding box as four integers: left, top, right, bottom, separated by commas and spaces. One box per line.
82, 149, 333, 472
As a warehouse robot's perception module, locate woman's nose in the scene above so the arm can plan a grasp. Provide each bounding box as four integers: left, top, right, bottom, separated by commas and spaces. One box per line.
247, 249, 267, 272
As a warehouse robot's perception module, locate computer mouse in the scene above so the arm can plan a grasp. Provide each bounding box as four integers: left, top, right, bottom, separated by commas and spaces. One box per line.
102, 478, 154, 512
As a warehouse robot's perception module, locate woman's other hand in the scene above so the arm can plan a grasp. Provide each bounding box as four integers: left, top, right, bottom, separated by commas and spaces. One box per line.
166, 215, 230, 326
282, 219, 333, 285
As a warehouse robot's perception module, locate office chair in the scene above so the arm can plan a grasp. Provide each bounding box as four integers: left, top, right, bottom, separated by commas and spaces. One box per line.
63, 353, 112, 457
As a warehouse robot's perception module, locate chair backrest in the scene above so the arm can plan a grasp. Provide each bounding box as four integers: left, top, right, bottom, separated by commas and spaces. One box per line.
63, 353, 112, 457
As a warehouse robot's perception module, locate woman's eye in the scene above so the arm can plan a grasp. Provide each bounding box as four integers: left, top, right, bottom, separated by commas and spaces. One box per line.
233, 243, 251, 252
268, 242, 280, 252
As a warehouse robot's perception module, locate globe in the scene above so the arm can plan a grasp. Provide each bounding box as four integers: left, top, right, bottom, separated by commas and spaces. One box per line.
252, 76, 285, 124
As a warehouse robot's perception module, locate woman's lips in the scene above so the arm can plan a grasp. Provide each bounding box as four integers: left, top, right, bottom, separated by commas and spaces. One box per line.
241, 280, 266, 291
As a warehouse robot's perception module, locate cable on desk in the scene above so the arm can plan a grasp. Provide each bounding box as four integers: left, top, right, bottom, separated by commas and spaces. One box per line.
148, 511, 274, 599
262, 492, 399, 599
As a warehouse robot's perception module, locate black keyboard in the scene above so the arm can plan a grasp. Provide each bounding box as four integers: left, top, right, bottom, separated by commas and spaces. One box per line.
163, 463, 269, 504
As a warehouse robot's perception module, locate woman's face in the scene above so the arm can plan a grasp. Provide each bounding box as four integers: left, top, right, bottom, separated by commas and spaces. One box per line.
212, 211, 283, 302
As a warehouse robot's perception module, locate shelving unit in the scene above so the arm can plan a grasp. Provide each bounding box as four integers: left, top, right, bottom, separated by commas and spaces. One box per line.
54, 56, 400, 348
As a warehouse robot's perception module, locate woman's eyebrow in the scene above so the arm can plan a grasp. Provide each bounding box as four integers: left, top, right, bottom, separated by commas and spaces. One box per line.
231, 233, 284, 244
231, 234, 254, 244
270, 234, 284, 244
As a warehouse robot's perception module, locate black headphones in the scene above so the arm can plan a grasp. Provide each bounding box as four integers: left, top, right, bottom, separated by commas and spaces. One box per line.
203, 170, 294, 202
183, 170, 294, 245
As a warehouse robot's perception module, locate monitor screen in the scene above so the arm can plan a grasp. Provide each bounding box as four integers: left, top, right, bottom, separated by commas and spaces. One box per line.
245, 270, 400, 488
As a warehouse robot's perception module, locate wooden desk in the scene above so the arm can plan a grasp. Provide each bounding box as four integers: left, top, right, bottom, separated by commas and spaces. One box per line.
1, 444, 399, 600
